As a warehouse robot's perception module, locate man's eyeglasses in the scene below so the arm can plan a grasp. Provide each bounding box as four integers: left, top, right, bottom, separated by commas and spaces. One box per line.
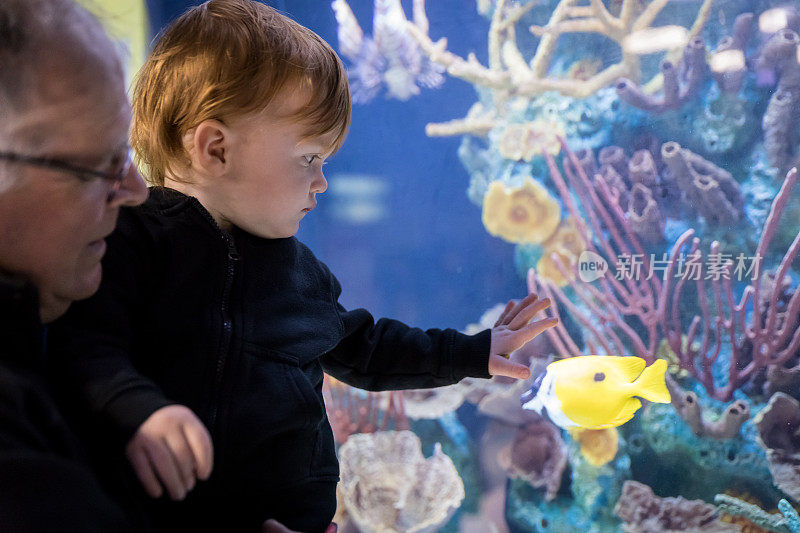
0, 149, 133, 202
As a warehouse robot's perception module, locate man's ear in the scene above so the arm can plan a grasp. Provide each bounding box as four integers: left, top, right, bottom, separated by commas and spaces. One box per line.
188, 120, 229, 174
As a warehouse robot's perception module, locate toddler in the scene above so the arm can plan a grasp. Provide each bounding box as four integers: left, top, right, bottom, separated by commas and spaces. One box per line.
51, 1, 556, 531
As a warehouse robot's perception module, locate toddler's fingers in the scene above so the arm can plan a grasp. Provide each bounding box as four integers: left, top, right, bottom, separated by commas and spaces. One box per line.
507, 297, 551, 330
493, 300, 516, 327
127, 445, 163, 499
165, 429, 197, 492
502, 293, 539, 326
183, 421, 214, 480
518, 317, 559, 343
488, 354, 531, 380
143, 439, 186, 501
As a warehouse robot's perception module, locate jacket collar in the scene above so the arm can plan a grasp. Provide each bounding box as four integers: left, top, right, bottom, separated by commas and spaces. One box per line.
143, 187, 298, 249
0, 274, 45, 369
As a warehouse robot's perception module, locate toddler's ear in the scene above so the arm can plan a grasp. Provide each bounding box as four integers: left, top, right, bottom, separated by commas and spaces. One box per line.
191, 120, 229, 173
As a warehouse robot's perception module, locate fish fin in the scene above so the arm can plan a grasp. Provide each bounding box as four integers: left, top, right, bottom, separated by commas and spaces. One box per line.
614, 356, 647, 382
634, 359, 671, 403
606, 397, 642, 427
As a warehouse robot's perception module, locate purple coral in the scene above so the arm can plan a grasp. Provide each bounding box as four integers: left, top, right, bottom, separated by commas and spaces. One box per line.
616, 37, 707, 113
628, 183, 665, 244
712, 13, 754, 94
332, 0, 445, 103
661, 141, 743, 226
529, 139, 800, 403
759, 29, 800, 169
615, 481, 738, 532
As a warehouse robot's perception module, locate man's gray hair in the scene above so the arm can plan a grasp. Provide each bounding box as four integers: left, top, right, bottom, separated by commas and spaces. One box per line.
0, 0, 124, 114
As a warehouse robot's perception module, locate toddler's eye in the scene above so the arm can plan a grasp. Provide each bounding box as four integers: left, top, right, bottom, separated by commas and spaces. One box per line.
302, 155, 329, 168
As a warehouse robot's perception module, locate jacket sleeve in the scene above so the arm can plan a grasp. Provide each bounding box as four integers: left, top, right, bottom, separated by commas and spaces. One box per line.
320, 269, 492, 391
49, 210, 173, 445
0, 381, 136, 532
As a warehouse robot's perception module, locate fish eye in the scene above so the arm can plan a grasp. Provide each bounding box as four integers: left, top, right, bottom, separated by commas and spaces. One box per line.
594, 372, 605, 382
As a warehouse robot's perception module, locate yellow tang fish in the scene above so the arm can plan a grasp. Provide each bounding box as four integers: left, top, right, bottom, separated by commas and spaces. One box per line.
521, 356, 670, 429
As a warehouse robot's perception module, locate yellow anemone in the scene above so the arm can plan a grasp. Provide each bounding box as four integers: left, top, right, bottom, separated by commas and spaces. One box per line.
482, 178, 561, 244
544, 217, 588, 257
536, 246, 575, 287
569, 427, 619, 466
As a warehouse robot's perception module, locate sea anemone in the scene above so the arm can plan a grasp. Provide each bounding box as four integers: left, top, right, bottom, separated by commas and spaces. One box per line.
569, 427, 619, 466
482, 178, 561, 244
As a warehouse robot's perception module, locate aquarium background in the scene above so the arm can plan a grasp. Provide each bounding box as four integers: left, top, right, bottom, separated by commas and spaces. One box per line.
87, 0, 800, 531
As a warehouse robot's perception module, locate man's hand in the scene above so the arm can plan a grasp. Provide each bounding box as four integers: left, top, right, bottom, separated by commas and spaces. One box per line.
126, 404, 214, 500
489, 292, 558, 380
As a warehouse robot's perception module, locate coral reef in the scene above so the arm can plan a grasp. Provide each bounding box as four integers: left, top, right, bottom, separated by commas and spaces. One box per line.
338, 431, 465, 533
754, 393, 800, 501
635, 400, 773, 496
482, 178, 561, 244
528, 144, 800, 402
614, 480, 740, 532
332, 0, 444, 102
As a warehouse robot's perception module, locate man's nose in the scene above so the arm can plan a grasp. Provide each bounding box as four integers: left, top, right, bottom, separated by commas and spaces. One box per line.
110, 164, 148, 207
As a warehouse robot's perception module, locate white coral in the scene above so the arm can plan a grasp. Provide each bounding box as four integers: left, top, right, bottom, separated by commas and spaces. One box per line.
339, 431, 465, 533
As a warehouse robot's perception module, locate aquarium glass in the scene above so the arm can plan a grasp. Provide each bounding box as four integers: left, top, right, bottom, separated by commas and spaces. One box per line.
140, 1, 800, 531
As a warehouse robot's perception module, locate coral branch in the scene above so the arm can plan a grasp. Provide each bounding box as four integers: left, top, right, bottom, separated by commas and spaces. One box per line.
408, 0, 715, 137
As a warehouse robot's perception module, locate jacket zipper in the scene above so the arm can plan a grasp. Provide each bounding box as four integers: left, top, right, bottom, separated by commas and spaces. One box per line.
190, 200, 239, 431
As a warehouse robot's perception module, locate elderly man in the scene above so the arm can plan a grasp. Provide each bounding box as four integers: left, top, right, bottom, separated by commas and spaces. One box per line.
0, 0, 148, 530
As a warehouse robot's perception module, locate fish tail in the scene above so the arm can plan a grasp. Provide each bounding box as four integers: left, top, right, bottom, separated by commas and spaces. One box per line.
634, 359, 671, 403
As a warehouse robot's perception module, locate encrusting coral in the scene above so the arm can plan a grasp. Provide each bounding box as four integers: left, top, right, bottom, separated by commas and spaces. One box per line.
482, 177, 561, 244
338, 430, 465, 533
614, 480, 740, 532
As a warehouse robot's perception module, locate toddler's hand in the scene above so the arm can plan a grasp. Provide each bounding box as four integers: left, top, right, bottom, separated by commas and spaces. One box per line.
126, 404, 214, 500
489, 292, 558, 380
